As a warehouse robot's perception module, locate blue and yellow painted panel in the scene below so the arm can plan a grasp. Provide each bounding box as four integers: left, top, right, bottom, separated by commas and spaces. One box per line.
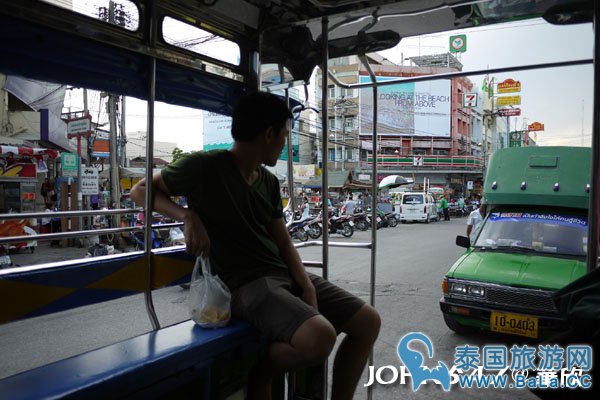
0, 248, 195, 324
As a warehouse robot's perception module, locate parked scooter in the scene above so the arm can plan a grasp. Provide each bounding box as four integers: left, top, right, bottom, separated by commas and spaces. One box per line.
287, 218, 310, 241
353, 210, 369, 231
327, 211, 354, 237
383, 212, 399, 227
131, 213, 165, 250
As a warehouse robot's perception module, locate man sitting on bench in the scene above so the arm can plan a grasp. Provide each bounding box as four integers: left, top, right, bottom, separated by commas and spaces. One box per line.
131, 91, 380, 400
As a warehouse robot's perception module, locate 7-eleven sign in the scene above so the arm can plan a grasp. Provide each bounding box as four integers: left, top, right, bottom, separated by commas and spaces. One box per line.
462, 92, 478, 108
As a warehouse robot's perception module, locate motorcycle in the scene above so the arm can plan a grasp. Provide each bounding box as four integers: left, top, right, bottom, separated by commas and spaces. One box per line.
327, 211, 354, 237
131, 213, 166, 250
287, 218, 311, 241
306, 216, 323, 240
353, 211, 369, 231
382, 212, 399, 228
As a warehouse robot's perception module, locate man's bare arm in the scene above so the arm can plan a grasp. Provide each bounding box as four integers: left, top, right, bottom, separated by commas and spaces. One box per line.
267, 217, 317, 310
130, 172, 210, 256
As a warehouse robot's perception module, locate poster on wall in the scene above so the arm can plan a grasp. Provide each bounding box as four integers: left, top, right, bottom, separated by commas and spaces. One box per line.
359, 75, 451, 137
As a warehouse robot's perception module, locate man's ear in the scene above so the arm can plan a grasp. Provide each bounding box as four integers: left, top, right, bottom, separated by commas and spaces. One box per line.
264, 126, 276, 143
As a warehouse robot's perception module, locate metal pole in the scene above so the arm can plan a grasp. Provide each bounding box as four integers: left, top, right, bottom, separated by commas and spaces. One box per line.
143, 0, 160, 330
120, 96, 127, 167
359, 53, 377, 400
285, 89, 295, 215
76, 135, 83, 234
328, 58, 592, 91
587, 1, 600, 273
320, 16, 329, 400
108, 96, 120, 213
342, 108, 346, 171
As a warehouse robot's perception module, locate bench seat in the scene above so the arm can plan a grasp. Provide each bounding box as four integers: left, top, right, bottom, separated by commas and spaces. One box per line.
0, 319, 260, 400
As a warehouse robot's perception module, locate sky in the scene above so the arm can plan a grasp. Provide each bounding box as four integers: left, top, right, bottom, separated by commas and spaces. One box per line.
74, 17, 594, 152
379, 19, 594, 147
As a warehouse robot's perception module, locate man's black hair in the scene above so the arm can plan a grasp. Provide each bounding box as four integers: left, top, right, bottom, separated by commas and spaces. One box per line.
231, 91, 293, 142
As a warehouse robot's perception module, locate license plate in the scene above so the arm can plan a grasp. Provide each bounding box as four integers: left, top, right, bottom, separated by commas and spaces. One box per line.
490, 311, 538, 338
318, 223, 322, 228
303, 225, 310, 231
348, 221, 354, 226
376, 217, 382, 222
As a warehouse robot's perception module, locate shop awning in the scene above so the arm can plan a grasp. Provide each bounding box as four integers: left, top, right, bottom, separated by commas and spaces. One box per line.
99, 167, 162, 179
0, 145, 60, 159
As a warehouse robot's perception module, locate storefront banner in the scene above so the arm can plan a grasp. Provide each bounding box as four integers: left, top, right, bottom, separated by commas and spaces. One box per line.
0, 163, 37, 179
0, 145, 59, 159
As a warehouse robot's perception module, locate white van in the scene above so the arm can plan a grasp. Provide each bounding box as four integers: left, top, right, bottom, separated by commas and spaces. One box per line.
399, 192, 439, 223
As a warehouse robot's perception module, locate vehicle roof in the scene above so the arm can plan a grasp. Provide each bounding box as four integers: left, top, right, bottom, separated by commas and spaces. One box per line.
0, 0, 592, 113
483, 147, 591, 210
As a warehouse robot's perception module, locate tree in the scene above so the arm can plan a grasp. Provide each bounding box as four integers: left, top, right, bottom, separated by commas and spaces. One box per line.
172, 147, 190, 163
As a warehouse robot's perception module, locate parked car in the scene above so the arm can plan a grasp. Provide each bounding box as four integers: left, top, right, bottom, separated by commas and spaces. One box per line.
399, 192, 438, 223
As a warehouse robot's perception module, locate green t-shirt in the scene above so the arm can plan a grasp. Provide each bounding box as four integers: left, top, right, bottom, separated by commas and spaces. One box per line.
440, 198, 449, 209
161, 150, 286, 289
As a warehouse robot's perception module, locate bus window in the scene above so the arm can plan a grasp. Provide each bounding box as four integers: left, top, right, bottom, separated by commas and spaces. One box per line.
40, 0, 140, 31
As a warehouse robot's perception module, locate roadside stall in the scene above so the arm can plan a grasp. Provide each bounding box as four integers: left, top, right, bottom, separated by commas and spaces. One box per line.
0, 145, 60, 256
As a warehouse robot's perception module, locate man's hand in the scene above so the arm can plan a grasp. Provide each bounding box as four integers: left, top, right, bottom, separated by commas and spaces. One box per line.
182, 209, 211, 257
301, 281, 318, 310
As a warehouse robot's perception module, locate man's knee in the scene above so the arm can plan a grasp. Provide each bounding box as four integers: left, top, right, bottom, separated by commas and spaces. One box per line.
291, 315, 336, 364
343, 304, 381, 342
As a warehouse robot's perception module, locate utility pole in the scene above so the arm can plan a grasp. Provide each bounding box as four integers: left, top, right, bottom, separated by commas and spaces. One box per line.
109, 95, 120, 215
120, 96, 127, 166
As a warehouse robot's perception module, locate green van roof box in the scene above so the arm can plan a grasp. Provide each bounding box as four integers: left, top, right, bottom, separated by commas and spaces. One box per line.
483, 146, 591, 209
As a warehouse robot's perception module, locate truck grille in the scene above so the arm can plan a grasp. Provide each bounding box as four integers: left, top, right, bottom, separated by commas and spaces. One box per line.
485, 286, 558, 313
450, 279, 559, 314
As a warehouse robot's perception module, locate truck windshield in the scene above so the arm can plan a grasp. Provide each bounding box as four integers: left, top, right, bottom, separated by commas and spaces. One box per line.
474, 212, 587, 257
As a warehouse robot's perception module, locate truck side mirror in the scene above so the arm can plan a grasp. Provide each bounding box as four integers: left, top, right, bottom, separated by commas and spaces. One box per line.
456, 235, 471, 248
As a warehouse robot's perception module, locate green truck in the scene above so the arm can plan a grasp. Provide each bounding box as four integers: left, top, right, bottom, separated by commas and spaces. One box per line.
440, 146, 591, 339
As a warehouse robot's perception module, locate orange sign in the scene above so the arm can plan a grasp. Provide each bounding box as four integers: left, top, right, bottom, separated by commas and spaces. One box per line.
528, 122, 545, 131
497, 79, 521, 94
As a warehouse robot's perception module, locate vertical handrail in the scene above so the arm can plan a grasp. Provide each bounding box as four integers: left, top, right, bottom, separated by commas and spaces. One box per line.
588, 1, 600, 273
285, 89, 295, 217
359, 53, 377, 400
143, 0, 160, 330
320, 15, 330, 400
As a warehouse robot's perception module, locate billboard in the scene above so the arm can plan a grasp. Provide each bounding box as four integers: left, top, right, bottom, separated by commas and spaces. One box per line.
202, 111, 299, 161
203, 112, 233, 151
359, 75, 451, 137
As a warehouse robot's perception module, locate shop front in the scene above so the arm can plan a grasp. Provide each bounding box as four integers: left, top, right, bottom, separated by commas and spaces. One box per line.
0, 145, 60, 252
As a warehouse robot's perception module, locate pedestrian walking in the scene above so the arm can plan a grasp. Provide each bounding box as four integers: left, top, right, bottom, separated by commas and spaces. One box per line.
440, 194, 450, 221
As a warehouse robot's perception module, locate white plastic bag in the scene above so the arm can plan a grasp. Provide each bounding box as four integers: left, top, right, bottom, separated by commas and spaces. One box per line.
189, 257, 231, 328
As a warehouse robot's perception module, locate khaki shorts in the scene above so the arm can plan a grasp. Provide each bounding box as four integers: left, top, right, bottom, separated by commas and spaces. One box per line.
231, 270, 365, 343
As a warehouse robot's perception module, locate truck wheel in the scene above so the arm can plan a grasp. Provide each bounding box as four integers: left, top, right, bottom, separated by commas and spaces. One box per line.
443, 314, 477, 334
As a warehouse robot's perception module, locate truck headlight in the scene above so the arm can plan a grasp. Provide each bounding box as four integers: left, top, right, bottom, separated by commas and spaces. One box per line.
450, 283, 467, 294
468, 285, 486, 297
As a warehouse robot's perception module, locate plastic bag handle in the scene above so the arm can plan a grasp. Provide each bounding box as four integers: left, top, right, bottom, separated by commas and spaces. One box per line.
192, 256, 211, 281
